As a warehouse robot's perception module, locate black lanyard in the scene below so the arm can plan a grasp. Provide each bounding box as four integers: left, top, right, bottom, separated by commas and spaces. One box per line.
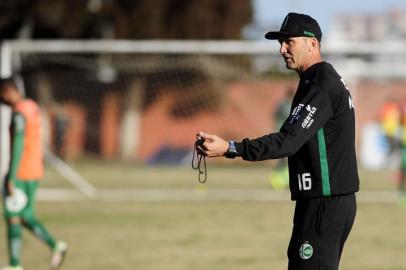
192, 136, 207, 183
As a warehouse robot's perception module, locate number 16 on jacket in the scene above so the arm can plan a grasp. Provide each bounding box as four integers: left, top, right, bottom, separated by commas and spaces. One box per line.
298, 173, 312, 191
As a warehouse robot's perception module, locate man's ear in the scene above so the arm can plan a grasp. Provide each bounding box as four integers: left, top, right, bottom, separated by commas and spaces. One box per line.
307, 37, 318, 52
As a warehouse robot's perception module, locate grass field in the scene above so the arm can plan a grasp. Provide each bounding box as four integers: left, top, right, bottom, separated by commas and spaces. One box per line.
0, 160, 404, 269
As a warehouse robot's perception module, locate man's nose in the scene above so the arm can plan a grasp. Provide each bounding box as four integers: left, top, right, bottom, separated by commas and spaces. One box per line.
279, 43, 287, 54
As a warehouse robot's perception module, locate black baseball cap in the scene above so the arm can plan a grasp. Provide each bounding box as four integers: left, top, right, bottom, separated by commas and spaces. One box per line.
265, 12, 322, 41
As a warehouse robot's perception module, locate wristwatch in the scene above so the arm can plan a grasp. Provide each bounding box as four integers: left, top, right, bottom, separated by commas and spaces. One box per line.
225, 141, 238, 159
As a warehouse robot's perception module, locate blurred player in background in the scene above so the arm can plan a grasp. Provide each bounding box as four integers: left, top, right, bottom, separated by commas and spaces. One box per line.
399, 100, 406, 201
378, 99, 402, 167
197, 12, 359, 270
0, 78, 67, 270
269, 88, 295, 190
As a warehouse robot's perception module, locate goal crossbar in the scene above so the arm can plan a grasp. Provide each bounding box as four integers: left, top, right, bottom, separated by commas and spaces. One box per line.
3, 39, 406, 55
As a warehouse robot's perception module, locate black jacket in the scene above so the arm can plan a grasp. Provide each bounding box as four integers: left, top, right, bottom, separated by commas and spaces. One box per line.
235, 62, 359, 200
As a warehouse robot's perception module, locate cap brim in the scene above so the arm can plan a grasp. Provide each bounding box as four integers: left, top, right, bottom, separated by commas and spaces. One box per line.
265, 31, 295, 40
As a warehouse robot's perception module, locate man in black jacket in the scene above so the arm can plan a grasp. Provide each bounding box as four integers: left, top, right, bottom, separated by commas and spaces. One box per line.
197, 12, 359, 270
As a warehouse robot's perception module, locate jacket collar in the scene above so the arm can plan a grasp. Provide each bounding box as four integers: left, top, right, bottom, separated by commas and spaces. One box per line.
299, 61, 324, 80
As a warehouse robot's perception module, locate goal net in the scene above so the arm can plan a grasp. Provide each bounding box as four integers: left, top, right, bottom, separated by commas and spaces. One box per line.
1, 40, 405, 201
1, 41, 295, 165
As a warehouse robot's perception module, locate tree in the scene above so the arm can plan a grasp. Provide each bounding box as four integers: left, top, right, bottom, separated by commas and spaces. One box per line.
0, 0, 253, 39
0, 0, 32, 39
112, 0, 253, 39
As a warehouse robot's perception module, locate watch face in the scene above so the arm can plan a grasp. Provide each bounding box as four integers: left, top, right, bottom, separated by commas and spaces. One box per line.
226, 141, 238, 159
228, 141, 236, 151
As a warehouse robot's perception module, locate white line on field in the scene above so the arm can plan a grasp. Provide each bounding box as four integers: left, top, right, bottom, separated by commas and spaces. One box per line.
37, 189, 403, 203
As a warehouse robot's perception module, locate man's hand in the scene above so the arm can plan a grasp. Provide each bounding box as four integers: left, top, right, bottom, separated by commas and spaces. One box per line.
196, 132, 229, 158
6, 179, 15, 197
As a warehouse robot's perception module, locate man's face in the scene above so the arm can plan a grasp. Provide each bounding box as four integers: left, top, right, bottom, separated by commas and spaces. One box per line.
278, 36, 310, 72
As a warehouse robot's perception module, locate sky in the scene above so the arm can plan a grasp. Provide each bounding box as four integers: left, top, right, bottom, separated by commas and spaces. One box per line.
254, 0, 406, 37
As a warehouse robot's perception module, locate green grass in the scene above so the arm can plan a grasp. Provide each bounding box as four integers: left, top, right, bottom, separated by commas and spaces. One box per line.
1, 160, 401, 269
43, 158, 400, 191
0, 201, 404, 269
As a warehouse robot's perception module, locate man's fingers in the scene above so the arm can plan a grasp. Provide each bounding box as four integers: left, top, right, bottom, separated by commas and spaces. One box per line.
198, 131, 217, 141
195, 131, 227, 158
197, 145, 217, 158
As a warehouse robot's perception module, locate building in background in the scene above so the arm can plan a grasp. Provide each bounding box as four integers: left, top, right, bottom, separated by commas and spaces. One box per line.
329, 8, 406, 41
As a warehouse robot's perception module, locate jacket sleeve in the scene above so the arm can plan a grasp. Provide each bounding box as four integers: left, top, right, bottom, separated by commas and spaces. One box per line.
235, 86, 333, 161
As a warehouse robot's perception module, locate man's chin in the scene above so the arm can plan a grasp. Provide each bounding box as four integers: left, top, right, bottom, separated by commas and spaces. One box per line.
285, 63, 294, 70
